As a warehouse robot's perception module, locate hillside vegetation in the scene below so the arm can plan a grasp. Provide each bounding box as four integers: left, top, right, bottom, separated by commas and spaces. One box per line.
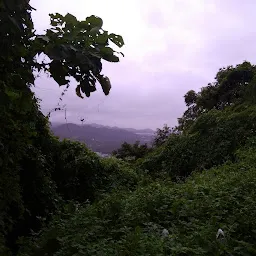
1, 1, 256, 255
19, 142, 256, 255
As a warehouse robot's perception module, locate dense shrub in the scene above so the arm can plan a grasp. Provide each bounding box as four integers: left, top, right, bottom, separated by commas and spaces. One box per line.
141, 103, 256, 179
97, 157, 151, 197
51, 140, 148, 202
0, 92, 61, 253
18, 142, 256, 255
0, 0, 125, 253
51, 139, 102, 202
112, 141, 152, 161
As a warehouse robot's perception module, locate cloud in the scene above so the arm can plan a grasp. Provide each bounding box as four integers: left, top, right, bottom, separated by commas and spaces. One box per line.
30, 0, 256, 129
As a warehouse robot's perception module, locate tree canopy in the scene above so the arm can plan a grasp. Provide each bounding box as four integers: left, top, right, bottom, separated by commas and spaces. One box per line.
1, 0, 124, 98
0, 0, 124, 254
178, 61, 256, 132
112, 141, 152, 161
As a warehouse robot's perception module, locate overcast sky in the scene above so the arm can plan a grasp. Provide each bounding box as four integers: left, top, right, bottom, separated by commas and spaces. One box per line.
30, 0, 256, 129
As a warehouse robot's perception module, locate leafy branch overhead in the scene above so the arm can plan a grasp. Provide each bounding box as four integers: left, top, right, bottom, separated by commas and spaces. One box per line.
35, 13, 125, 98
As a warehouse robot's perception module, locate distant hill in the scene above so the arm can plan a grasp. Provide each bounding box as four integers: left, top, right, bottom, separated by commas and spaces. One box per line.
123, 128, 155, 134
51, 123, 154, 154
89, 123, 155, 134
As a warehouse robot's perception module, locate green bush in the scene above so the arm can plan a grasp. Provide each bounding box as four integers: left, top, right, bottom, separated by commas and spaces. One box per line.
52, 141, 148, 203
18, 143, 256, 255
97, 157, 150, 197
112, 141, 152, 161
0, 93, 61, 253
51, 139, 102, 202
141, 103, 256, 179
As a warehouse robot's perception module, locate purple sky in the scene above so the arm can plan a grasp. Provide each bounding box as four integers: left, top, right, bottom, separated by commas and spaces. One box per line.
30, 0, 256, 129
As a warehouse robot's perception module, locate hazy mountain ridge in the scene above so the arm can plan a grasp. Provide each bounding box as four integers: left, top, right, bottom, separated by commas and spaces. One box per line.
51, 122, 154, 154
88, 123, 155, 134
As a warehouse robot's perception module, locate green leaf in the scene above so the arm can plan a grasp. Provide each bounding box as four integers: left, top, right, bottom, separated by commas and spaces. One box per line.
37, 35, 50, 43
86, 15, 103, 29
100, 47, 114, 56
88, 50, 102, 59
5, 89, 20, 99
76, 20, 90, 31
49, 13, 65, 27
50, 13, 64, 20
90, 27, 101, 35
50, 20, 58, 26
45, 45, 63, 60
109, 33, 124, 47
76, 85, 84, 98
49, 60, 69, 85
98, 47, 120, 62
80, 80, 96, 97
96, 31, 109, 45
102, 54, 119, 62
98, 75, 111, 95
64, 13, 77, 25
8, 16, 23, 32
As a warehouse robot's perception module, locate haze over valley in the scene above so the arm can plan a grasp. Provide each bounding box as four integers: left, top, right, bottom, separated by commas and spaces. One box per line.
51, 122, 155, 154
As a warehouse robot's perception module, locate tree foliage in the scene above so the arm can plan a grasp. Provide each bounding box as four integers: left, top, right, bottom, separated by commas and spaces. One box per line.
16, 57, 256, 254
112, 141, 152, 161
36, 12, 124, 98
142, 102, 256, 179
178, 61, 256, 132
0, 0, 124, 254
152, 124, 178, 147
1, 0, 124, 98
18, 141, 256, 256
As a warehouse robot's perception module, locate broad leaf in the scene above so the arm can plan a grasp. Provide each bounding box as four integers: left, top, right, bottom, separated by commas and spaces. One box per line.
37, 35, 50, 43
97, 75, 111, 95
86, 15, 103, 29
75, 84, 83, 98
90, 27, 101, 35
99, 47, 119, 62
109, 33, 124, 47
80, 80, 96, 97
102, 54, 119, 62
95, 31, 109, 45
100, 47, 114, 55
64, 13, 77, 25
49, 60, 69, 85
